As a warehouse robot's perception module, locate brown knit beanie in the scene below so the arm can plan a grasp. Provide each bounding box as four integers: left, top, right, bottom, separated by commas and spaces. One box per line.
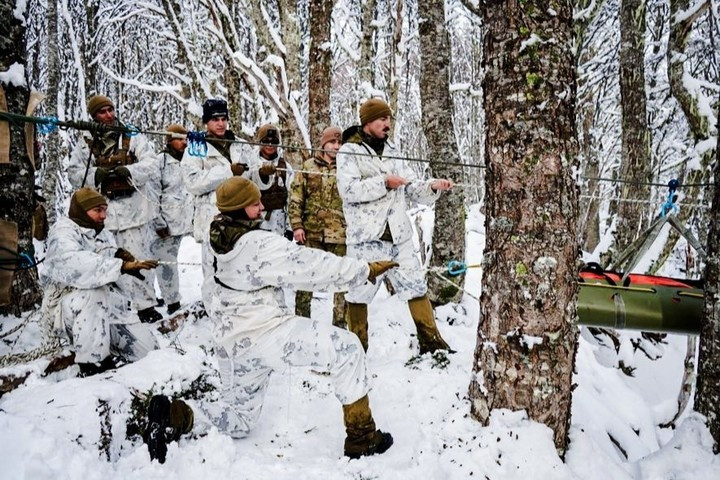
255, 124, 280, 144
87, 95, 114, 117
359, 98, 392, 125
73, 188, 108, 211
216, 177, 261, 213
319, 126, 342, 148
166, 124, 187, 144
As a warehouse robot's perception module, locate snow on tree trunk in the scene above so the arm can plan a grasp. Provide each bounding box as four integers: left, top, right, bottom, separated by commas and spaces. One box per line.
42, 0, 62, 225
468, 0, 579, 456
418, 0, 465, 306
695, 116, 720, 452
308, 0, 333, 146
613, 0, 652, 258
0, 0, 43, 314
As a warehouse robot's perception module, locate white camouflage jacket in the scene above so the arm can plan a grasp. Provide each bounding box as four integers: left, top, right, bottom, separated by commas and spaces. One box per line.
209, 229, 369, 352
68, 131, 159, 232
336, 138, 440, 245
42, 217, 134, 330
152, 150, 194, 236
181, 141, 251, 242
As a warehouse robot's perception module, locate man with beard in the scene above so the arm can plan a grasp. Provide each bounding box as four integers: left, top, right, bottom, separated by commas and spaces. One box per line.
42, 188, 159, 376
150, 124, 194, 315
289, 126, 348, 327
336, 98, 454, 354
68, 95, 163, 323
181, 99, 251, 305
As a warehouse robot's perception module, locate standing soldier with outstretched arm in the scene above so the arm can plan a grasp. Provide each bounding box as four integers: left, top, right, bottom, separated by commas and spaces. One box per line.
337, 98, 454, 354
289, 126, 348, 327
67, 95, 163, 323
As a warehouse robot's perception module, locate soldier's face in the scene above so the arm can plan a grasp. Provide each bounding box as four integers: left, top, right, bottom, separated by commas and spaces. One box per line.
244, 200, 264, 220
169, 137, 187, 153
206, 116, 228, 137
260, 144, 277, 158
86, 205, 108, 224
363, 116, 391, 140
323, 139, 341, 161
94, 106, 116, 125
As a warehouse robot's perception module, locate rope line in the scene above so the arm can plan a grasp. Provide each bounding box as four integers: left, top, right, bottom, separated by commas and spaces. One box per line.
579, 195, 710, 209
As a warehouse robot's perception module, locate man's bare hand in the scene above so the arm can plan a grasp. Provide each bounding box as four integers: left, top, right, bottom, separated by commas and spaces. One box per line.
385, 175, 409, 189
430, 179, 454, 191
293, 228, 306, 244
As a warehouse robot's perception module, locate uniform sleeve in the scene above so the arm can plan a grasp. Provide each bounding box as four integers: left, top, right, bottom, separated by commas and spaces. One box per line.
252, 233, 369, 292
288, 168, 306, 230
181, 150, 233, 196
67, 136, 95, 188
336, 145, 388, 204
123, 134, 159, 187
45, 225, 123, 289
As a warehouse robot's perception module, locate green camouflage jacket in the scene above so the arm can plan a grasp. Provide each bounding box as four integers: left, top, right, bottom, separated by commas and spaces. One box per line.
289, 156, 346, 244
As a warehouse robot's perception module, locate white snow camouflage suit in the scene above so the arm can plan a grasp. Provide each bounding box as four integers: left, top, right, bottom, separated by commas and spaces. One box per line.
42, 216, 158, 363
199, 221, 371, 438
336, 135, 440, 303
68, 129, 160, 311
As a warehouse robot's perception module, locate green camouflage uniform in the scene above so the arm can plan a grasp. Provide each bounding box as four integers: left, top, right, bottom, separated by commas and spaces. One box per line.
289, 155, 347, 327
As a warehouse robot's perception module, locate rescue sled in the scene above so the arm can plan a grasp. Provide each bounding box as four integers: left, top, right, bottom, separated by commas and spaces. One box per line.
577, 264, 703, 335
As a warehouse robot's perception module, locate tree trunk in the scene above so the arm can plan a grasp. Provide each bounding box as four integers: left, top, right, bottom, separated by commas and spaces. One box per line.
308, 0, 333, 146
613, 0, 652, 259
359, 0, 377, 95
695, 113, 720, 452
0, 0, 43, 315
418, 0, 465, 305
42, 0, 62, 225
468, 0, 579, 456
650, 0, 712, 274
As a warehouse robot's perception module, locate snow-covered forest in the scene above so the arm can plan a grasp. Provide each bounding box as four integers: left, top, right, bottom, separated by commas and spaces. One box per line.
1, 0, 719, 478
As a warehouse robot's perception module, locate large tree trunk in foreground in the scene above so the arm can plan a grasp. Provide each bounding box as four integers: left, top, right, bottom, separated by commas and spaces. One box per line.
0, 0, 42, 315
695, 114, 720, 452
418, 0, 465, 305
468, 0, 579, 456
308, 0, 333, 146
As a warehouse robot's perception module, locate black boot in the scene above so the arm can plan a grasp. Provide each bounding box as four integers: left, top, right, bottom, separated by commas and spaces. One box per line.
77, 356, 118, 377
138, 307, 163, 323
167, 301, 182, 315
144, 395, 194, 463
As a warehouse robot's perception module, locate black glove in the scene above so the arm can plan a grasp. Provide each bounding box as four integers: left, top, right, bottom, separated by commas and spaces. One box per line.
114, 166, 132, 179
114, 248, 136, 262
156, 227, 170, 239
231, 163, 248, 176
121, 259, 158, 281
284, 230, 294, 241
94, 167, 110, 187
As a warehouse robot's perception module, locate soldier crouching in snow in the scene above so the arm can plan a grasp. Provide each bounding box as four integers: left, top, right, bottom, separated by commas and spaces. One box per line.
41, 188, 160, 376
143, 177, 396, 462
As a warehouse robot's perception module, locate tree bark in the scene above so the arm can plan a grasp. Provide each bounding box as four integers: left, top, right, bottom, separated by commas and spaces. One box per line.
42, 0, 62, 225
695, 111, 720, 452
0, 0, 43, 315
308, 0, 334, 146
468, 0, 579, 456
418, 0, 465, 305
613, 0, 652, 258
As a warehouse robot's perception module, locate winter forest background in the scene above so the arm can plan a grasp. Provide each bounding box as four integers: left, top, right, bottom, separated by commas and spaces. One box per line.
1, 0, 720, 478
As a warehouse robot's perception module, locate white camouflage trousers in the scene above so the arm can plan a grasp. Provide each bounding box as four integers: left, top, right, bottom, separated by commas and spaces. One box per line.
113, 224, 157, 310
150, 234, 184, 305
345, 238, 427, 304
60, 286, 158, 363
197, 317, 369, 438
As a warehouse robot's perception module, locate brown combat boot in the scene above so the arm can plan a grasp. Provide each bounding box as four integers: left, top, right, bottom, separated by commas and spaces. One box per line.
408, 295, 452, 354
342, 395, 393, 459
346, 302, 369, 351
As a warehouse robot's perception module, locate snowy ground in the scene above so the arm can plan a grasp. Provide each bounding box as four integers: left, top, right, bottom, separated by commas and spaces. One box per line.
1, 206, 719, 479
